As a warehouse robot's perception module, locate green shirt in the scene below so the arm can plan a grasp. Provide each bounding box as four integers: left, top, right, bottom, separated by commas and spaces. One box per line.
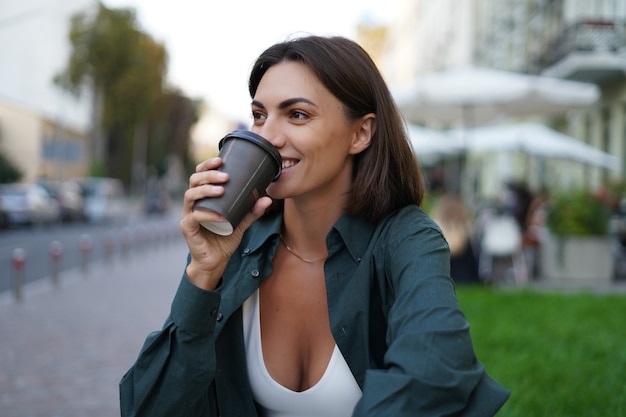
120, 205, 509, 416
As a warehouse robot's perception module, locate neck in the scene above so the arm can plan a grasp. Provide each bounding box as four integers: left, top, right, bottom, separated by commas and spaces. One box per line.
281, 197, 345, 254
279, 234, 328, 263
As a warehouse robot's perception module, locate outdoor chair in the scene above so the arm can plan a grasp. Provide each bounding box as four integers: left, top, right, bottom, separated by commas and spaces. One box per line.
478, 212, 528, 286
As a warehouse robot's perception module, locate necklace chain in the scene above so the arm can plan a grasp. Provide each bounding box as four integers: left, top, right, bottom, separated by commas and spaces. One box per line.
279, 235, 327, 263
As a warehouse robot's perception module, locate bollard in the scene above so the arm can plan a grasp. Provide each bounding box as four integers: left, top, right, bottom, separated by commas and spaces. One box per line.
163, 226, 171, 247
149, 226, 159, 248
49, 240, 63, 288
79, 234, 92, 277
11, 248, 26, 301
136, 226, 147, 252
147, 226, 156, 248
103, 233, 115, 265
120, 227, 132, 261
169, 226, 180, 244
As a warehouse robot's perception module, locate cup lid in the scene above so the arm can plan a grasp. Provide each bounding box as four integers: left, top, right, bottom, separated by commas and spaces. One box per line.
219, 130, 282, 181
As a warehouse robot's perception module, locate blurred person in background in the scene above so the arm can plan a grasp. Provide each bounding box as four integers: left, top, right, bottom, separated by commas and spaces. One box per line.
120, 35, 509, 417
503, 181, 533, 236
431, 193, 481, 284
523, 188, 550, 280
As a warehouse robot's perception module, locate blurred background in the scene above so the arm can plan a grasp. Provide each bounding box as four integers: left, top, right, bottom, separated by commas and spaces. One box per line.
2, 0, 626, 284
1, 1, 626, 416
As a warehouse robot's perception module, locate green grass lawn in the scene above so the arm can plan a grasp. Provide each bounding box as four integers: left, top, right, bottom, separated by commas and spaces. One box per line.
456, 285, 626, 417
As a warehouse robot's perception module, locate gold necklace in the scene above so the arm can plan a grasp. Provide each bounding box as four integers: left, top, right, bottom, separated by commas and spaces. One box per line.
279, 235, 327, 263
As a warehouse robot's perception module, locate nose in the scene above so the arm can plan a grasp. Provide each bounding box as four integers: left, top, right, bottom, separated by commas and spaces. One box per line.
254, 119, 285, 149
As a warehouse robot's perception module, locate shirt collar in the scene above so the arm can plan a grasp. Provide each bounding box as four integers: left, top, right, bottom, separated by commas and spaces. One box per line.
329, 213, 376, 263
242, 210, 283, 254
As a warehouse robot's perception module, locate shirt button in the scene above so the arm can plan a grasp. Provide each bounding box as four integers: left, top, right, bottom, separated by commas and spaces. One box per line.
243, 248, 251, 254
216, 312, 223, 322
251, 269, 260, 278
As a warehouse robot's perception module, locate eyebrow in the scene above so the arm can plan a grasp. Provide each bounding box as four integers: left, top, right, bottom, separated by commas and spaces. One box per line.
251, 97, 317, 110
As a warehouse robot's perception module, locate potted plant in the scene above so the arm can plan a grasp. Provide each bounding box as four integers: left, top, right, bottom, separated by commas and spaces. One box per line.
541, 188, 614, 284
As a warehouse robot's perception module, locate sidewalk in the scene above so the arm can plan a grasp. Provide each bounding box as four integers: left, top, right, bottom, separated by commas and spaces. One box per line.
2, 235, 625, 417
0, 237, 190, 417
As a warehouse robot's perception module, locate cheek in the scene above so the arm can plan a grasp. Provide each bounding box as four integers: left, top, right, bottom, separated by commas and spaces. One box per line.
308, 147, 353, 183
313, 135, 352, 167
314, 151, 344, 172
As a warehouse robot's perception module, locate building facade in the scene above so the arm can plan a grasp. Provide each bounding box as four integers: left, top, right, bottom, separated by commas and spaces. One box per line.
0, 99, 89, 183
382, 0, 626, 198
0, 0, 96, 182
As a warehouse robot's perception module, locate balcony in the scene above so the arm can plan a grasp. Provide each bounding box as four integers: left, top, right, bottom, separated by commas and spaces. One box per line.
537, 20, 626, 85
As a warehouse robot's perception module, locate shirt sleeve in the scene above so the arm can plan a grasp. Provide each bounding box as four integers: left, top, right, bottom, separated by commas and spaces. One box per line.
354, 210, 510, 416
119, 273, 222, 417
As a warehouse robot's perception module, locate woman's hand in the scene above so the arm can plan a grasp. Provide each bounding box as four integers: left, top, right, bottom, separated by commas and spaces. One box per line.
180, 157, 273, 290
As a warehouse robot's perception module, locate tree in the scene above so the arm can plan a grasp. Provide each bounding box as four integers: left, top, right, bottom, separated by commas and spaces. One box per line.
148, 88, 200, 176
0, 151, 23, 183
56, 3, 195, 189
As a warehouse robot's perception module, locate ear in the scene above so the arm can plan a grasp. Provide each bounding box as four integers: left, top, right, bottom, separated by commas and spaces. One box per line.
349, 113, 375, 155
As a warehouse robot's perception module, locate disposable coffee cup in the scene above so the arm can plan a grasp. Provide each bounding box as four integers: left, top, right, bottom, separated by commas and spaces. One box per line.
193, 130, 281, 235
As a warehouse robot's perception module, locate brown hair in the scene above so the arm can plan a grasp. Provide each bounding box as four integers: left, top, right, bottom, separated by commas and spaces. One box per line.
249, 35, 425, 222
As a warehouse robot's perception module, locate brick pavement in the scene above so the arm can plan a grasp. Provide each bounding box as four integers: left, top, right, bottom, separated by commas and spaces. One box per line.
0, 236, 189, 417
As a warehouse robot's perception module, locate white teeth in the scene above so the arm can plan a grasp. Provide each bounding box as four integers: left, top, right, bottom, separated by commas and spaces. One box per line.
282, 160, 297, 169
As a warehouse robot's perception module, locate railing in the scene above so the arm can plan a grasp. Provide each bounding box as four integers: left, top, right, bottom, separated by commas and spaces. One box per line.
536, 20, 626, 70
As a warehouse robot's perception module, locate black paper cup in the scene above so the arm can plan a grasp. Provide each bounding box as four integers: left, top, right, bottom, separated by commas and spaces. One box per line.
193, 130, 281, 235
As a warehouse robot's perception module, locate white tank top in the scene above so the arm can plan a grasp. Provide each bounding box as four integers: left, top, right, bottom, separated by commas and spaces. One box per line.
242, 290, 362, 417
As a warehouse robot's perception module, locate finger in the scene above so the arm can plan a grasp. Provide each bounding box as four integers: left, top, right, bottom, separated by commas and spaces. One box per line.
183, 184, 224, 207
195, 157, 222, 173
189, 170, 229, 188
181, 206, 228, 231
236, 196, 273, 233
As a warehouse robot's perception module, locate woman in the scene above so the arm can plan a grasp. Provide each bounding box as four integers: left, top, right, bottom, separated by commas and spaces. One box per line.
120, 35, 509, 416
430, 193, 481, 284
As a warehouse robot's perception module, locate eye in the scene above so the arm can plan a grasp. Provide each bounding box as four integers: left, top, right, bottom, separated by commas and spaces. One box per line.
251, 110, 266, 123
290, 110, 308, 121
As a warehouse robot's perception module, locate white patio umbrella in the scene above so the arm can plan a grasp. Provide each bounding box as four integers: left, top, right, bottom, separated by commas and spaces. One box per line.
452, 123, 619, 170
394, 67, 602, 195
393, 67, 601, 125
406, 123, 463, 159
405, 123, 464, 167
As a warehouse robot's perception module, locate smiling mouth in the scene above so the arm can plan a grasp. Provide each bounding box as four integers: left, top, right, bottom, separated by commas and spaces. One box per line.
282, 159, 299, 169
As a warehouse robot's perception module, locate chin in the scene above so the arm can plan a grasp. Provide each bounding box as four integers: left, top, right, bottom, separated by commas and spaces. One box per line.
265, 184, 282, 200
266, 185, 296, 202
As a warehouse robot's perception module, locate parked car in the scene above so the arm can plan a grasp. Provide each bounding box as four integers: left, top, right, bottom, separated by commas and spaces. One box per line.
38, 180, 85, 222
142, 188, 172, 216
74, 177, 127, 224
0, 183, 61, 227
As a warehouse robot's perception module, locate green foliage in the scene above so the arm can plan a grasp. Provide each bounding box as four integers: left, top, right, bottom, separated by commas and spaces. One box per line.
146, 90, 200, 180
0, 151, 23, 183
57, 4, 167, 130
457, 286, 626, 417
602, 179, 626, 211
56, 4, 197, 187
546, 189, 610, 236
89, 160, 106, 177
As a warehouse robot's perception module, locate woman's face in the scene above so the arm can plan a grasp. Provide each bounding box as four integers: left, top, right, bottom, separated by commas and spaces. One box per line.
250, 61, 372, 202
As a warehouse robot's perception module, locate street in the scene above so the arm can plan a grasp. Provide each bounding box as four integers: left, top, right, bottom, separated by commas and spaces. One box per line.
0, 206, 183, 294
0, 234, 189, 417
0, 202, 188, 417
